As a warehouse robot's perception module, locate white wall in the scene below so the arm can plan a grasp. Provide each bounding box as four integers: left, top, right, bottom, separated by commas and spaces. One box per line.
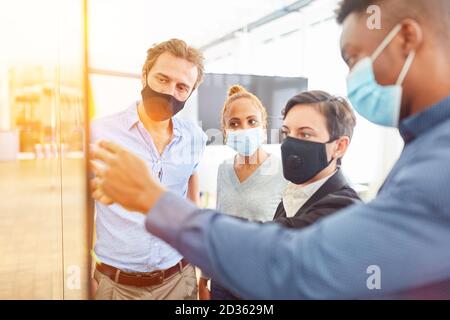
90, 74, 141, 119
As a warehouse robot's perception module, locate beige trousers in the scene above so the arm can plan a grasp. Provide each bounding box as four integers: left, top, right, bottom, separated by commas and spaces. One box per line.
94, 264, 198, 300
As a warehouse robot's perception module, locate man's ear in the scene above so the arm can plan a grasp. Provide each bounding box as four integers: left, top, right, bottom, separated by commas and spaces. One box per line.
334, 136, 351, 160
222, 130, 228, 144
399, 19, 424, 55
141, 71, 147, 88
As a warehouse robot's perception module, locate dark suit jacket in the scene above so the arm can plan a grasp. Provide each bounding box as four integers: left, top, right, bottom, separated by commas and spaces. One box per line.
273, 170, 361, 229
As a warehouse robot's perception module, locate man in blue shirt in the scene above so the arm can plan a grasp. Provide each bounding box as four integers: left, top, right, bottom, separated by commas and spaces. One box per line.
91, 39, 207, 300
92, 0, 450, 299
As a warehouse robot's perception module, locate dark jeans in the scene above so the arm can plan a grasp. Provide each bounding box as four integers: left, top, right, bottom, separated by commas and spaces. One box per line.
211, 280, 241, 300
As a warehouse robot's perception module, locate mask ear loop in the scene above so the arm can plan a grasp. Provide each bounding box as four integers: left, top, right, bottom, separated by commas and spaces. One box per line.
371, 24, 403, 62
144, 72, 151, 89
325, 137, 340, 167
325, 96, 355, 169
370, 24, 416, 86
396, 51, 416, 86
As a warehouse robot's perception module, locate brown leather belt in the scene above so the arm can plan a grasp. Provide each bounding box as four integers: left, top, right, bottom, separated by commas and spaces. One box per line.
96, 259, 189, 287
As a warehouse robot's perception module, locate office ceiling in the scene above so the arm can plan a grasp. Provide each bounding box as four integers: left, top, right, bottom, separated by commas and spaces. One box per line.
88, 0, 302, 71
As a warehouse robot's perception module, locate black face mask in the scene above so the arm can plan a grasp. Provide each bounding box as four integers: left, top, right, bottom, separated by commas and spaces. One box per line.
281, 136, 334, 185
141, 84, 187, 121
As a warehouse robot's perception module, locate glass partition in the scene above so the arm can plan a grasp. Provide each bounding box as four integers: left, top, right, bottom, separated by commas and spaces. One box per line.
0, 0, 89, 299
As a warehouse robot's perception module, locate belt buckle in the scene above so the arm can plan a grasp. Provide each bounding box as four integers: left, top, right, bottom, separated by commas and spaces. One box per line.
144, 270, 164, 284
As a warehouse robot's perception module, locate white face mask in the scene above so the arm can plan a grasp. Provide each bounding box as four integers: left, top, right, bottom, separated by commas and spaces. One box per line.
225, 127, 265, 156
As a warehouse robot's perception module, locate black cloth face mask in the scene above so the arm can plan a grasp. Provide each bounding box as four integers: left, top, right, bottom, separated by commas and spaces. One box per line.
281, 136, 335, 185
141, 84, 187, 121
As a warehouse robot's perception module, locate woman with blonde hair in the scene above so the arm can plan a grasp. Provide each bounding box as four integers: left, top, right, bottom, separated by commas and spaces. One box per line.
198, 85, 287, 300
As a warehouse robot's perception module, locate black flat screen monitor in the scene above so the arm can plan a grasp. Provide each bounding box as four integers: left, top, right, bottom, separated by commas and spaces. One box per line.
198, 73, 308, 145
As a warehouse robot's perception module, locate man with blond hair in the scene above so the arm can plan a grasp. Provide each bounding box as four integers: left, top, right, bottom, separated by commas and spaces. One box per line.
91, 39, 207, 300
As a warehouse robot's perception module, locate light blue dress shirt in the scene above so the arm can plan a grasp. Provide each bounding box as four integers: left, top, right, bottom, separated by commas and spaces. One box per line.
92, 102, 207, 272
145, 95, 450, 299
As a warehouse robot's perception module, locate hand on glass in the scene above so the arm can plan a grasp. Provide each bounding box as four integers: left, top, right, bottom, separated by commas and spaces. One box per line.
90, 140, 166, 214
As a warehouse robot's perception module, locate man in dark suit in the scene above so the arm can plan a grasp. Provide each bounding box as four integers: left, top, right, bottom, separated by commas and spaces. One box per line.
274, 91, 361, 229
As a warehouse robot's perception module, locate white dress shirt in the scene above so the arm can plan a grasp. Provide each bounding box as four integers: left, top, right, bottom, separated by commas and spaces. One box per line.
282, 172, 335, 218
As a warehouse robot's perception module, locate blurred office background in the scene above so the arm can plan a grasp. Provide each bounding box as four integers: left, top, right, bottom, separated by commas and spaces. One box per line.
0, 0, 404, 299
87, 0, 403, 206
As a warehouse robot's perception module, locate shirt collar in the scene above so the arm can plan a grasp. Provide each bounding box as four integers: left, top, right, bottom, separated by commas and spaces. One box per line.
284, 170, 335, 199
399, 94, 450, 144
125, 101, 182, 137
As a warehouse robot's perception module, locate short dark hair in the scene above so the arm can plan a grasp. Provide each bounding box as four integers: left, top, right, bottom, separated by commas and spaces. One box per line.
283, 90, 357, 141
336, 0, 375, 25
336, 0, 450, 41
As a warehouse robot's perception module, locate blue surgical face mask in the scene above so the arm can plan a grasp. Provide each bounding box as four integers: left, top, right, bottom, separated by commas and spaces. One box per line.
225, 127, 265, 156
346, 24, 416, 128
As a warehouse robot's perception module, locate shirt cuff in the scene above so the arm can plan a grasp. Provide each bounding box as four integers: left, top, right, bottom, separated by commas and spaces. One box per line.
145, 191, 198, 246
